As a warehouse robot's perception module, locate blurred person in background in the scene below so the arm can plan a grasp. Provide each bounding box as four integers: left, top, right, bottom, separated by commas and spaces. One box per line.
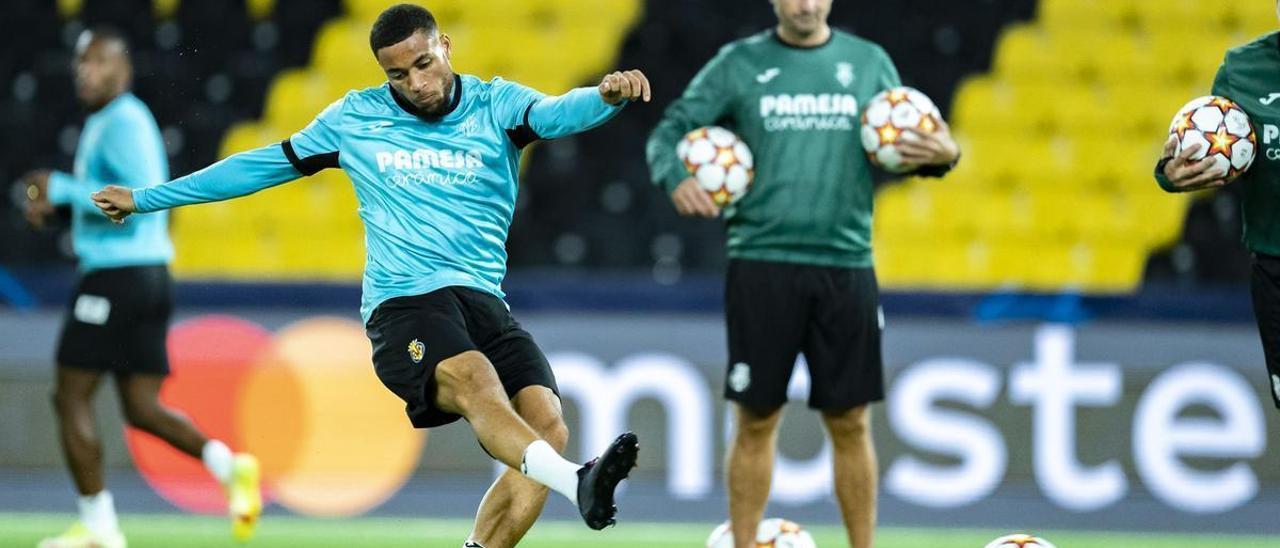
90, 4, 651, 547
1155, 0, 1280, 412
15, 27, 261, 548
646, 0, 960, 546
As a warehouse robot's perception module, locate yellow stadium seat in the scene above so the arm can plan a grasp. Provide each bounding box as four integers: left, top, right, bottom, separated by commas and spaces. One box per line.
951, 77, 1011, 134
870, 0, 1248, 292
314, 21, 370, 74
246, 0, 274, 20
57, 0, 82, 18
993, 25, 1053, 83
219, 122, 284, 158
343, 0, 400, 22
968, 191, 1017, 240
1038, 0, 1136, 33
153, 0, 179, 19
263, 70, 340, 131
1133, 0, 1209, 37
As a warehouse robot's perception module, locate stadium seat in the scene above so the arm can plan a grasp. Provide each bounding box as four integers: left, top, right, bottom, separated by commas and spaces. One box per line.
873, 0, 1276, 292
56, 0, 82, 18
152, 0, 178, 19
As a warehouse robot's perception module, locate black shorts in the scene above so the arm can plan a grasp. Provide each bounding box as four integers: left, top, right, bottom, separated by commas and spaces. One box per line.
365, 286, 559, 428
1249, 253, 1280, 409
55, 265, 173, 375
725, 258, 884, 410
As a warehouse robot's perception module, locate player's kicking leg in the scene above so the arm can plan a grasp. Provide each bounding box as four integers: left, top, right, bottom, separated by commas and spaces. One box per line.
434, 350, 638, 532
115, 373, 262, 542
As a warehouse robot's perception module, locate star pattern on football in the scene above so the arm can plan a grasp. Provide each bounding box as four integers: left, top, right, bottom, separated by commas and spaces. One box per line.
1167, 95, 1258, 181
860, 86, 945, 172
675, 126, 755, 207
1172, 111, 1195, 140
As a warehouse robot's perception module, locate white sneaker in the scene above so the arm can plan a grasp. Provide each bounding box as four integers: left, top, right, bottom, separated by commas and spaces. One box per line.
37, 521, 126, 548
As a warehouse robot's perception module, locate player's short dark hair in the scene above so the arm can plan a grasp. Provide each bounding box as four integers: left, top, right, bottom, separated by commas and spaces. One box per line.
84, 25, 130, 54
369, 4, 438, 54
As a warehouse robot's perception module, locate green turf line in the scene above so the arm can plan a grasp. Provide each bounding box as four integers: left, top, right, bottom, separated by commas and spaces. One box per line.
2, 513, 1278, 547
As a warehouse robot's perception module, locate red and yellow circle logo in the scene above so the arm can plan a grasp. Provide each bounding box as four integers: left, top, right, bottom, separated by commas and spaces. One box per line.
124, 315, 426, 516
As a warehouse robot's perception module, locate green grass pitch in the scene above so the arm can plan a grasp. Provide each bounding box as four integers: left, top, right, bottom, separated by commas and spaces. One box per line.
4, 513, 1279, 547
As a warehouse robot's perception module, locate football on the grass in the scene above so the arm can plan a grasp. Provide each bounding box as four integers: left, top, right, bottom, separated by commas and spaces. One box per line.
984, 533, 1058, 548
706, 518, 817, 548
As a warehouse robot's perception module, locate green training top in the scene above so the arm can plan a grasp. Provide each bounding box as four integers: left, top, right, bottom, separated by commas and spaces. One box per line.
647, 29, 903, 268
1158, 32, 1280, 257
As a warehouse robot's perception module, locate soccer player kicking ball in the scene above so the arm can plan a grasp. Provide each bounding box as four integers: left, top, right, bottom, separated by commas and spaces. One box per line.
17, 28, 260, 548
1155, 1, 1280, 412
91, 5, 645, 547
646, 1, 959, 547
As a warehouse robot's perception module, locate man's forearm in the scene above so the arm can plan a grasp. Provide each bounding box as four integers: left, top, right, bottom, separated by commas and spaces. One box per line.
134, 143, 302, 213
527, 87, 625, 141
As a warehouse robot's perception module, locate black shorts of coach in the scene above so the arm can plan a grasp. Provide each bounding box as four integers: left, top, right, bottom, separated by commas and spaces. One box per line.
365, 286, 559, 428
1250, 253, 1280, 409
56, 265, 174, 376
724, 258, 884, 410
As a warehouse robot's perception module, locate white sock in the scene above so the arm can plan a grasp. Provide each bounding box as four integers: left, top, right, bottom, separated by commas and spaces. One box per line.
520, 440, 581, 506
77, 490, 119, 535
202, 440, 234, 485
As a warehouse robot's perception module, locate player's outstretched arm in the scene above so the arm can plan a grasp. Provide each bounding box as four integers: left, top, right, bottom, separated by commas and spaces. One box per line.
92, 144, 304, 223
518, 69, 650, 143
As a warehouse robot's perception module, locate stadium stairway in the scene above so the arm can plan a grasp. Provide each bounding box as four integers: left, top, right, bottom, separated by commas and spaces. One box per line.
169, 0, 643, 280
873, 0, 1276, 293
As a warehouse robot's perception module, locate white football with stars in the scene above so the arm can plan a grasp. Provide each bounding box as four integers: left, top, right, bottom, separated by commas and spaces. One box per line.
1168, 95, 1257, 183
984, 533, 1058, 548
860, 86, 943, 173
706, 518, 817, 548
676, 126, 755, 207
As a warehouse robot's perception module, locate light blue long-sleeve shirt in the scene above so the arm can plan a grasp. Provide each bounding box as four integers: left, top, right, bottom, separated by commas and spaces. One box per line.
134, 74, 624, 323
50, 92, 173, 271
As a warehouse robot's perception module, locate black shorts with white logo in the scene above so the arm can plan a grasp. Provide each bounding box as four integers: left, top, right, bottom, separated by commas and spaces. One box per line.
365, 286, 559, 428
1250, 253, 1280, 409
56, 265, 173, 375
724, 258, 884, 410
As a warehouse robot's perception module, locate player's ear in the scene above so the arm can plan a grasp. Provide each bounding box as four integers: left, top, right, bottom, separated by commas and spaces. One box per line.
439, 33, 452, 62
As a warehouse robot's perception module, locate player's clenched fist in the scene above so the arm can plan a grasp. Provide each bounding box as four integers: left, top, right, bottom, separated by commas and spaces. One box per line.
91, 185, 136, 224
599, 69, 651, 105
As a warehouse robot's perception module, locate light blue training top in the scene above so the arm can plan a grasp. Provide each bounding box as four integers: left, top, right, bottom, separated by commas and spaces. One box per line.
50, 92, 173, 272
134, 75, 624, 323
